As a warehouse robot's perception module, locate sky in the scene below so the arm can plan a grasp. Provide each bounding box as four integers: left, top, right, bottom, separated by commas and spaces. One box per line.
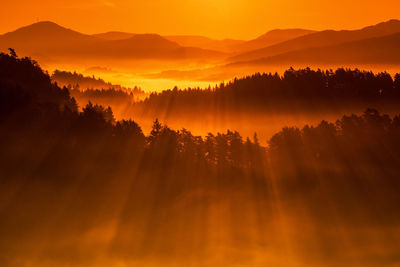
1, 0, 400, 40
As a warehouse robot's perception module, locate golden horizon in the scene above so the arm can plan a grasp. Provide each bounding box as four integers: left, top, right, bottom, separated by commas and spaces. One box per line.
1, 0, 400, 39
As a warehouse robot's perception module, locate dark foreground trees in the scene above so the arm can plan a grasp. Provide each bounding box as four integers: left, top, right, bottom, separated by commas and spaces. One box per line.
135, 67, 400, 116
1, 52, 400, 266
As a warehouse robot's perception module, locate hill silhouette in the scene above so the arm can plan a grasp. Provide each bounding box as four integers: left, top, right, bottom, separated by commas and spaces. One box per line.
136, 68, 400, 116
0, 21, 98, 58
164, 35, 245, 53
3, 20, 400, 82
0, 21, 96, 45
51, 70, 146, 95
0, 22, 225, 62
92, 31, 136, 40
94, 30, 314, 54
230, 19, 400, 62
234, 29, 316, 52
121, 19, 400, 82
1, 51, 400, 267
164, 30, 315, 53
244, 32, 400, 65
95, 32, 246, 53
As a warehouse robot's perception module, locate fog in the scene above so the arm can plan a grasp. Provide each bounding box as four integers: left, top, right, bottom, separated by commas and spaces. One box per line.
2, 50, 400, 267
45, 61, 400, 93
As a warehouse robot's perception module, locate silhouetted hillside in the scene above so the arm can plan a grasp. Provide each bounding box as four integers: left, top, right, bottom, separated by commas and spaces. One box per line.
0, 21, 99, 58
230, 19, 400, 62
94, 32, 246, 53
165, 29, 315, 53
165, 35, 245, 53
51, 70, 146, 97
0, 51, 78, 123
235, 29, 316, 52
246, 32, 400, 65
95, 29, 314, 54
92, 31, 136, 40
51, 70, 147, 114
0, 21, 97, 47
1, 50, 400, 267
0, 22, 226, 62
135, 68, 400, 116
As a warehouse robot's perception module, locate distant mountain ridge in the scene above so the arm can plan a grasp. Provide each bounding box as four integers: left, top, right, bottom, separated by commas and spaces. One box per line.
93, 29, 315, 53
0, 21, 98, 48
229, 19, 400, 62
234, 29, 316, 52
164, 35, 245, 53
143, 19, 400, 82
92, 31, 136, 40
2, 19, 400, 81
0, 21, 225, 62
242, 31, 400, 65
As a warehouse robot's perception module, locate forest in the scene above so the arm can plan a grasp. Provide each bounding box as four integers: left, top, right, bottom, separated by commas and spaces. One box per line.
52, 67, 400, 114
57, 66, 400, 122
52, 70, 147, 99
136, 68, 400, 114
1, 51, 400, 266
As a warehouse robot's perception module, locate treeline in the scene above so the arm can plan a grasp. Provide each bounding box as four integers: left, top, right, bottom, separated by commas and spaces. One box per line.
68, 87, 136, 110
51, 70, 148, 100
2, 51, 400, 200
49, 67, 400, 119
135, 68, 400, 114
0, 52, 265, 174
2, 52, 400, 182
270, 108, 400, 175
2, 51, 400, 265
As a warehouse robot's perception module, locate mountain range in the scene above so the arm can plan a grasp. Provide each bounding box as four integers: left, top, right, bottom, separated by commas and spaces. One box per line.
93, 29, 316, 53
1, 19, 400, 78
0, 21, 224, 62
147, 19, 400, 81
229, 19, 400, 63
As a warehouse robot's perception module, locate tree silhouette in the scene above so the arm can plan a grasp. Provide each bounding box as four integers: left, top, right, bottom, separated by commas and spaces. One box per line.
8, 48, 17, 58
2, 50, 400, 266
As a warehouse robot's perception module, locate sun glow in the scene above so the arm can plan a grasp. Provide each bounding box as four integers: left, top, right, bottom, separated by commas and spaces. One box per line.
1, 2, 400, 267
1, 0, 400, 39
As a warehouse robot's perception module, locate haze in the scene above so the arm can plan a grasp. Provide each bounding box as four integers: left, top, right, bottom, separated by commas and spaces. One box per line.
1, 0, 400, 39
2, 2, 400, 267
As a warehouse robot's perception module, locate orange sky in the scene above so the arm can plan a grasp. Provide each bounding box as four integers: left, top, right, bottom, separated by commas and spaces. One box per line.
1, 0, 400, 39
